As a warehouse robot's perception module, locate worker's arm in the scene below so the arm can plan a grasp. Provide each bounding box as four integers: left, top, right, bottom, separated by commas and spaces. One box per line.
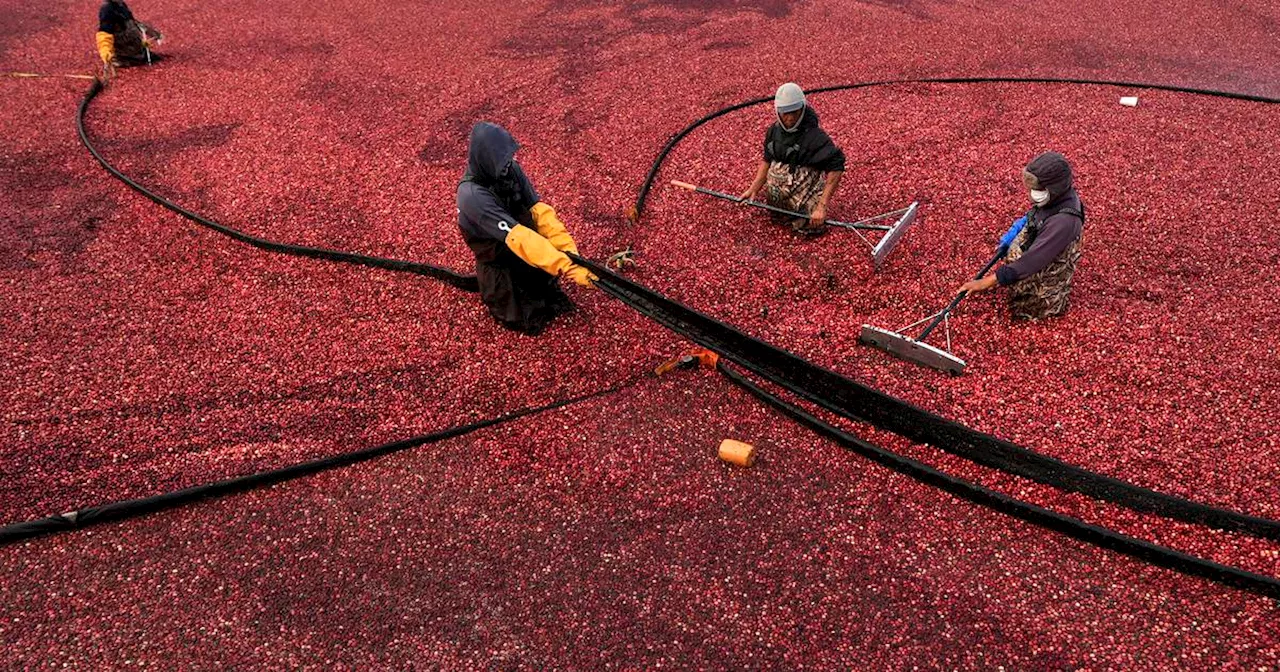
959, 275, 999, 294
809, 170, 843, 227
993, 214, 1081, 286
529, 202, 578, 255
504, 225, 593, 286
738, 160, 769, 204
94, 32, 117, 82
961, 213, 1080, 294
95, 31, 115, 63
458, 185, 594, 286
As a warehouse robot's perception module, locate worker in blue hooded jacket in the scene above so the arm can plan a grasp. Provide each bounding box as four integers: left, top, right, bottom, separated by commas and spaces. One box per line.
456, 122, 595, 335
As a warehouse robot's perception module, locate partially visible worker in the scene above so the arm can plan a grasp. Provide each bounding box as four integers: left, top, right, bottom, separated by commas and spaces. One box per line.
95, 0, 163, 82
960, 151, 1086, 320
739, 82, 846, 235
456, 122, 595, 336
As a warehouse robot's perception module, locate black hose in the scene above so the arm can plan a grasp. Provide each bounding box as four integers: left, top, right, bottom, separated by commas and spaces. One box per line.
0, 382, 630, 546
717, 363, 1280, 601
576, 254, 1280, 541
630, 76, 1278, 221
78, 80, 480, 292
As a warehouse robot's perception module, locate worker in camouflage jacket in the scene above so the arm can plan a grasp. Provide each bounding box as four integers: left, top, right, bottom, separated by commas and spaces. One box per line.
456, 122, 595, 336
961, 151, 1086, 320
739, 83, 846, 235
94, 0, 163, 82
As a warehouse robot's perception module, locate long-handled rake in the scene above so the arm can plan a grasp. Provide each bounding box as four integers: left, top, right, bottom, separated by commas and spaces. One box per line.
859, 216, 1028, 375
670, 180, 918, 270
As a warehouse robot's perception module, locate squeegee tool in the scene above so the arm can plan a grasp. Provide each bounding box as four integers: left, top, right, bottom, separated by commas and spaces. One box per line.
670, 180, 918, 270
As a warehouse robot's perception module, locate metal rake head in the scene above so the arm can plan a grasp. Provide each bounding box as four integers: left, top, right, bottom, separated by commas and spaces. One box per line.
858, 322, 967, 376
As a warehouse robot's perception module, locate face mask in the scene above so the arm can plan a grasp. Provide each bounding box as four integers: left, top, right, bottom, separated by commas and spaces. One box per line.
777, 108, 805, 133
1030, 189, 1051, 206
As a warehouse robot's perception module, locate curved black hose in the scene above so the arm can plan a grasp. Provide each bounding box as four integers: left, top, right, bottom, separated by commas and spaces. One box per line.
631, 75, 1278, 220
78, 80, 480, 292
0, 382, 629, 546
718, 363, 1280, 601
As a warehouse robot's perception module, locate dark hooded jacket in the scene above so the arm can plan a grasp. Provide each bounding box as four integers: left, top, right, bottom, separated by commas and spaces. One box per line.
762, 106, 846, 173
996, 152, 1085, 285
98, 0, 135, 34
456, 122, 569, 335
457, 122, 540, 262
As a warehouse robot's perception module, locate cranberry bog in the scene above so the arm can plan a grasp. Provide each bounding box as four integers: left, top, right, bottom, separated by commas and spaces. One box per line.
2, 0, 1279, 668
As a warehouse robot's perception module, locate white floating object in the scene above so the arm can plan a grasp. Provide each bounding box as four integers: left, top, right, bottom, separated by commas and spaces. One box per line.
1119, 96, 1139, 107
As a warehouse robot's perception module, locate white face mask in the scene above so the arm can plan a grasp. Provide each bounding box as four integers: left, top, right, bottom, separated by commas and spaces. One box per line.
777, 107, 805, 133
1030, 189, 1051, 206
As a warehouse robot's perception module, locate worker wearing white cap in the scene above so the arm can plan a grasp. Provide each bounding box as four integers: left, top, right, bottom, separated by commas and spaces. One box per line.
738, 83, 846, 235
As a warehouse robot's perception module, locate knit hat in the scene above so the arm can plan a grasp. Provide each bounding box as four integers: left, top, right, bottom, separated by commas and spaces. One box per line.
774, 82, 806, 113
1024, 151, 1074, 199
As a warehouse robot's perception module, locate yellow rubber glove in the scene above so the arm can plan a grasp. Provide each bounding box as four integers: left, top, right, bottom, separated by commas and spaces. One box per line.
505, 224, 573, 276
504, 225, 597, 288
529, 202, 579, 255
562, 264, 597, 288
95, 31, 115, 64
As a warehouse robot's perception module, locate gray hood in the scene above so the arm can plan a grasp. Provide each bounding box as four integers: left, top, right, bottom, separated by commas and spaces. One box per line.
1025, 151, 1074, 201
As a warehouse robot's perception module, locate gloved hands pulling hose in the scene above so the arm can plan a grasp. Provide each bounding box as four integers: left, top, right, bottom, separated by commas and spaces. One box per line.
504, 224, 597, 287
